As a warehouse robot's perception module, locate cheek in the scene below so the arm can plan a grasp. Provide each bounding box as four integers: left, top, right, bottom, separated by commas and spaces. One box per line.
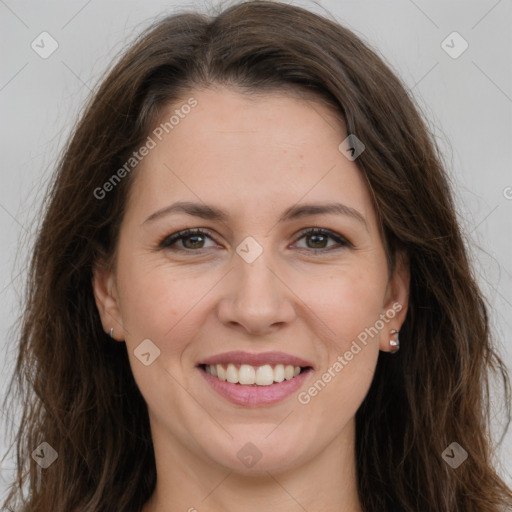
303, 268, 383, 424
308, 260, 388, 346
116, 245, 388, 357
116, 249, 189, 339
114, 252, 200, 427
308, 348, 378, 436
322, 264, 386, 405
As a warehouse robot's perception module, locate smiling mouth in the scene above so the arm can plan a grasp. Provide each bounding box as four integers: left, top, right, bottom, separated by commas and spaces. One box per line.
199, 363, 312, 386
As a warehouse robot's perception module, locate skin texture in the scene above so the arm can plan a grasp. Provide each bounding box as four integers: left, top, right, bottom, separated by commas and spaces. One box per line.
93, 86, 409, 512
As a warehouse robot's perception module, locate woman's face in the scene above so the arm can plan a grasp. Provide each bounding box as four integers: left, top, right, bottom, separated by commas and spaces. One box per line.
93, 86, 408, 475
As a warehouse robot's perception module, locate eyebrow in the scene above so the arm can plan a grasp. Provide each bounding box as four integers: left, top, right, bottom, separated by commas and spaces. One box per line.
143, 200, 368, 229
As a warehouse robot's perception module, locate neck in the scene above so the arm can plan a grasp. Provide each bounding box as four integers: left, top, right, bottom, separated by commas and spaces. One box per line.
142, 418, 363, 512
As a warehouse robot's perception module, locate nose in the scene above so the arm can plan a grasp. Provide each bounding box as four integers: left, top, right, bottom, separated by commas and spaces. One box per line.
216, 246, 296, 336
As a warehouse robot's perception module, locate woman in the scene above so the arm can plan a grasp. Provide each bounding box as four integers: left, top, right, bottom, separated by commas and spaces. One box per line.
2, 1, 511, 511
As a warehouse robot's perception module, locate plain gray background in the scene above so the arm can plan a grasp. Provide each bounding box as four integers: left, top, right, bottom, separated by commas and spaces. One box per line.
1, 0, 511, 501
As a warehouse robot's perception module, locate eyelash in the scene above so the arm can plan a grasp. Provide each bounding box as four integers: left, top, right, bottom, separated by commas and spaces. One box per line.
158, 227, 353, 254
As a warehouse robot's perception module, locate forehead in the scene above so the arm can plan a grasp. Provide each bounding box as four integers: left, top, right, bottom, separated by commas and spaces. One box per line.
125, 86, 376, 229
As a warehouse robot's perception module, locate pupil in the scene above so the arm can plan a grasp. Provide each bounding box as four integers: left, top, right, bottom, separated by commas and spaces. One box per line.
309, 234, 326, 248
183, 233, 327, 250
185, 235, 203, 248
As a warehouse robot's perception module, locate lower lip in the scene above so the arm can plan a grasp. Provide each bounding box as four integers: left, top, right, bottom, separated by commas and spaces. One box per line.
198, 367, 313, 407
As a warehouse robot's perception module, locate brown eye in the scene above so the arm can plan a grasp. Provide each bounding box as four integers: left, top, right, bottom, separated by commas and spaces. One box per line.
159, 229, 216, 251
294, 228, 352, 252
159, 227, 352, 254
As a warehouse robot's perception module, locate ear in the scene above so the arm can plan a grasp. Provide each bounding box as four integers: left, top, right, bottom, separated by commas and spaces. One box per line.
379, 250, 410, 352
92, 263, 126, 342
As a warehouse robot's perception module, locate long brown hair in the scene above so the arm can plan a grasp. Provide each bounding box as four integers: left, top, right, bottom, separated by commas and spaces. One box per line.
2, 1, 511, 510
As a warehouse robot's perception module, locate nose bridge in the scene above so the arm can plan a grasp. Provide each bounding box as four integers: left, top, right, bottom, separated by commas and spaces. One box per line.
237, 242, 278, 299
218, 236, 295, 333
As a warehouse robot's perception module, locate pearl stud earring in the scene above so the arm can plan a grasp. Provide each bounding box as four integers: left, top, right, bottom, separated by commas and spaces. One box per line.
389, 329, 400, 353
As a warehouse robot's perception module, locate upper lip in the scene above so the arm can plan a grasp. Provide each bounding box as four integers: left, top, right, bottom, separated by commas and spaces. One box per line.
198, 351, 314, 369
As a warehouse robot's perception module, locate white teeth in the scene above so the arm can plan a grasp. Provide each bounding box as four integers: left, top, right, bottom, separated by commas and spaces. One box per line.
217, 365, 227, 381
205, 363, 304, 385
274, 364, 285, 382
239, 364, 256, 385
226, 363, 238, 383
255, 364, 274, 386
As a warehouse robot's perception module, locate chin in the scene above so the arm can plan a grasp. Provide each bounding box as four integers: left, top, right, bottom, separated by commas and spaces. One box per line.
200, 427, 311, 476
